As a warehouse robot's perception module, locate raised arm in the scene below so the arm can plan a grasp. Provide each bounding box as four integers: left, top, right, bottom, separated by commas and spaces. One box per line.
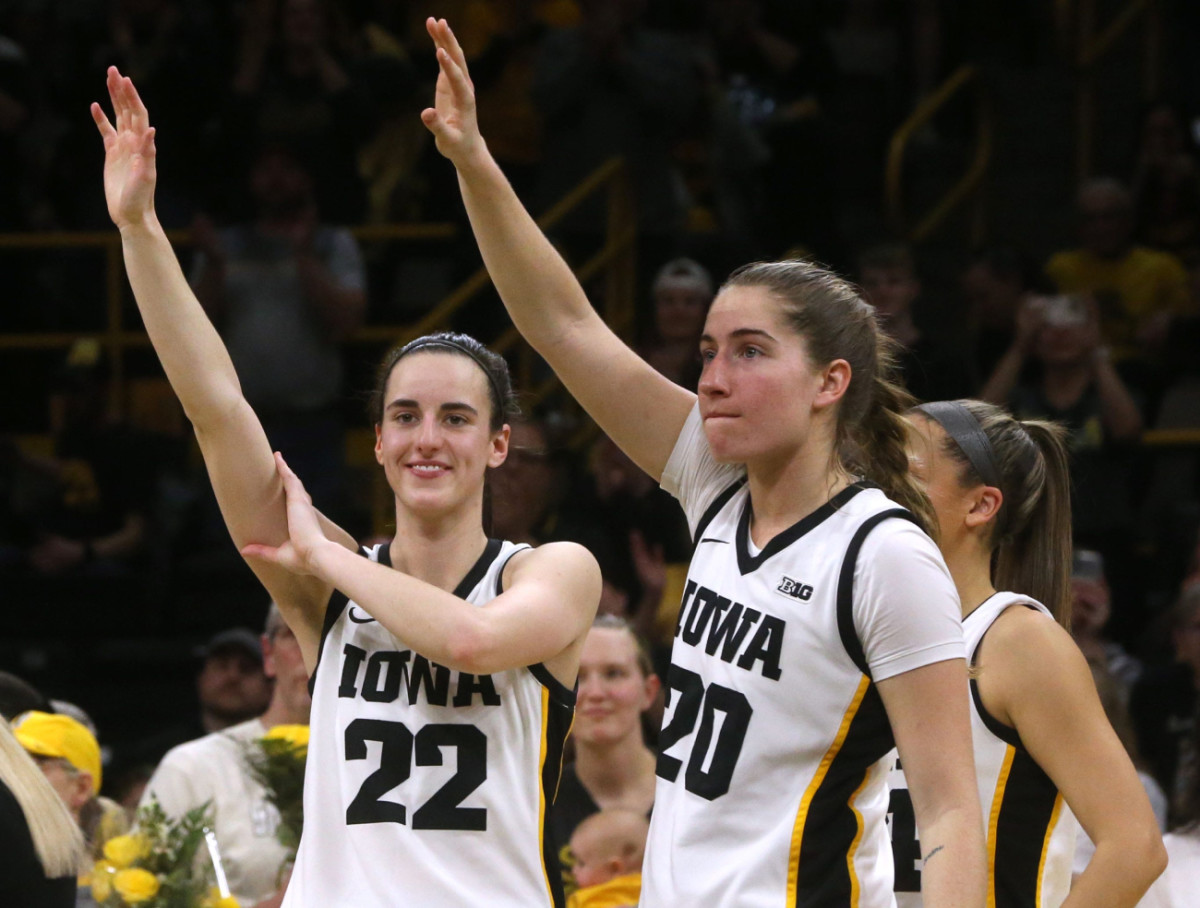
90, 67, 351, 668
421, 18, 694, 482
980, 608, 1166, 907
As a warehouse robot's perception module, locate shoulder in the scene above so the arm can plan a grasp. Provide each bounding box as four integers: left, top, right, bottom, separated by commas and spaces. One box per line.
504, 540, 601, 587
1045, 249, 1083, 278
852, 506, 941, 572
976, 603, 1086, 697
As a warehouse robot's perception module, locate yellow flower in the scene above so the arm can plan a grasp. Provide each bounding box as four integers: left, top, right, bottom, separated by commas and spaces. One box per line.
263, 724, 309, 750
112, 867, 160, 903
202, 888, 242, 908
90, 860, 116, 901
102, 834, 150, 869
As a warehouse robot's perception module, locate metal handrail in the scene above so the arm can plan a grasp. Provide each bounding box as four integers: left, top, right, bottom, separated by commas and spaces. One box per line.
885, 65, 993, 244
1075, 0, 1161, 180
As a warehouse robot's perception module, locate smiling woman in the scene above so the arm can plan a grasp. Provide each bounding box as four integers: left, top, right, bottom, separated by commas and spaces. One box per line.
91, 65, 599, 908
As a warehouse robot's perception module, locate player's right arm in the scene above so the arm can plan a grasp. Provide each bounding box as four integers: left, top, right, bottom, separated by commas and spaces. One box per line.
421, 18, 694, 483
91, 67, 349, 669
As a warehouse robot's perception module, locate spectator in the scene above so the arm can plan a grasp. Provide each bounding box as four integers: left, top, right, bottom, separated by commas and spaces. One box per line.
1131, 584, 1200, 825
1045, 178, 1193, 376
1136, 724, 1200, 908
191, 142, 366, 523
551, 617, 659, 898
141, 605, 309, 908
1132, 101, 1200, 263
12, 711, 129, 872
0, 672, 52, 721
638, 257, 713, 391
961, 246, 1032, 382
981, 293, 1145, 619
532, 0, 699, 262
0, 719, 81, 908
488, 417, 565, 546
218, 0, 375, 222
858, 243, 974, 401
1071, 549, 1144, 693
566, 808, 648, 908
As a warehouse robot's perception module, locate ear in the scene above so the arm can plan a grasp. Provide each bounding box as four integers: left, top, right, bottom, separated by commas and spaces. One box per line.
641, 672, 662, 711
488, 423, 511, 469
70, 772, 95, 812
964, 485, 1003, 530
813, 359, 852, 410
374, 424, 384, 466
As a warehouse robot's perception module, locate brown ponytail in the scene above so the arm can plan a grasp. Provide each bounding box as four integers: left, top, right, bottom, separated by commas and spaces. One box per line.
926, 401, 1073, 627
722, 260, 936, 536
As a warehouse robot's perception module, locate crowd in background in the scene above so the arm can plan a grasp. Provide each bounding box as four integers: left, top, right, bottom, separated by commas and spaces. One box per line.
2, 0, 1200, 904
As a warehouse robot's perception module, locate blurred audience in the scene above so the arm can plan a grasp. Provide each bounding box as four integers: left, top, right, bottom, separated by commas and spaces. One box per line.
961, 246, 1032, 381
566, 808, 649, 908
1071, 549, 1143, 694
1132, 101, 1200, 263
637, 257, 713, 391
858, 243, 974, 401
1136, 723, 1200, 908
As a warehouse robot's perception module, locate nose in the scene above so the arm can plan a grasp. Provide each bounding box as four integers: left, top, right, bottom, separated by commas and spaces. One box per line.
416, 415, 444, 452
698, 354, 728, 398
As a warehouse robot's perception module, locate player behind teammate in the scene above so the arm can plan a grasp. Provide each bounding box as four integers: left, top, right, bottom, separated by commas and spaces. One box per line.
91, 68, 599, 908
896, 400, 1165, 907
420, 18, 986, 907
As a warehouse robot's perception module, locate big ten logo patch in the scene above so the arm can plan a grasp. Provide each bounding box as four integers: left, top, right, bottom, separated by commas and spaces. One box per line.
776, 576, 813, 602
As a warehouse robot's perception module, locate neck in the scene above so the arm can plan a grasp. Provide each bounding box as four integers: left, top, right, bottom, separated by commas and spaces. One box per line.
390, 502, 490, 590
943, 534, 997, 618
745, 426, 849, 546
575, 735, 657, 802
260, 687, 311, 729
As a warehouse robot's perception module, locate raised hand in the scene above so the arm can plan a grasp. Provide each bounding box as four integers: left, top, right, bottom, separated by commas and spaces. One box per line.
240, 452, 327, 577
420, 18, 484, 167
90, 66, 157, 231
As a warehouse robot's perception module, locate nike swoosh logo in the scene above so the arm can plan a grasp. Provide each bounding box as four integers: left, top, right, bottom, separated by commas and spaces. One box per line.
697, 537, 729, 545
347, 606, 376, 624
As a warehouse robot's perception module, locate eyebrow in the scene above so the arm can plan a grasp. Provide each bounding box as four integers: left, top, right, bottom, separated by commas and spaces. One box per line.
699, 328, 779, 344
386, 399, 480, 416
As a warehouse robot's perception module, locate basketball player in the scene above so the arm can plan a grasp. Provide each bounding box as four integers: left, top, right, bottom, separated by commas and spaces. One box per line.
421, 18, 986, 907
890, 400, 1165, 907
91, 68, 599, 908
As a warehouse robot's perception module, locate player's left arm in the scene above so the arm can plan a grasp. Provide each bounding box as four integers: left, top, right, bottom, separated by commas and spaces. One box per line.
980, 608, 1167, 907
878, 659, 987, 908
243, 453, 601, 676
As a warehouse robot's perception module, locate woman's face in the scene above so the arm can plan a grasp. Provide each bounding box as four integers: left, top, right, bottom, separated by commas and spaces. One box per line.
654, 283, 710, 343
374, 352, 509, 517
697, 285, 829, 466
575, 628, 657, 747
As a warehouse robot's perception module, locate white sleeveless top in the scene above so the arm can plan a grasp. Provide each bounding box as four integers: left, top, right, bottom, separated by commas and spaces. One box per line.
283, 539, 575, 908
643, 404, 965, 908
891, 591, 1078, 908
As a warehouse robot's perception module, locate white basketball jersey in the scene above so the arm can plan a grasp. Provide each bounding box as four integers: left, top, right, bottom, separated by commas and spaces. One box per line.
889, 592, 1078, 908
283, 539, 575, 908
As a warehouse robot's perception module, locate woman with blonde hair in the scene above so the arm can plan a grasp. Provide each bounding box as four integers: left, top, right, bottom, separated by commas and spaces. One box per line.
896, 399, 1166, 907
0, 719, 83, 907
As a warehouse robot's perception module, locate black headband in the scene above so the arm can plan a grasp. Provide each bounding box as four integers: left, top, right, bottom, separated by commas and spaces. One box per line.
914, 401, 1003, 490
398, 337, 506, 416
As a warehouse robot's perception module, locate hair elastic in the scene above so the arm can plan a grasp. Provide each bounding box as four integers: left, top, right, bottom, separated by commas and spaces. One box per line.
398, 337, 506, 413
914, 401, 1003, 490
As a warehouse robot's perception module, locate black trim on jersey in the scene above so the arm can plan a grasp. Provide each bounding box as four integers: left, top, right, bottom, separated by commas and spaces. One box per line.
794, 682, 895, 907
992, 748, 1062, 908
528, 663, 578, 708
968, 605, 1042, 752
540, 691, 575, 908
493, 541, 531, 597
737, 483, 867, 576
693, 477, 747, 546
835, 508, 919, 677
454, 537, 503, 599
307, 545, 374, 696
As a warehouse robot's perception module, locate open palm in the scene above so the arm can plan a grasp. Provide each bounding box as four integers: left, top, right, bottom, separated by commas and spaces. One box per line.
90, 66, 157, 230
420, 18, 483, 166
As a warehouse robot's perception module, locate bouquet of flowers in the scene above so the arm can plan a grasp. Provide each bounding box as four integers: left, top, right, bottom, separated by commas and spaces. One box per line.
244, 724, 309, 860
89, 799, 238, 908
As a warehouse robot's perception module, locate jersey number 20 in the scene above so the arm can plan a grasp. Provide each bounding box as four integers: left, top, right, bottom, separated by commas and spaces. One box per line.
656, 664, 753, 800
344, 719, 487, 830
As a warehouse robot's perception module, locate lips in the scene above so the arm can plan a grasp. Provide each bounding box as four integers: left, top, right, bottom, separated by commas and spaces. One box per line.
406, 462, 450, 477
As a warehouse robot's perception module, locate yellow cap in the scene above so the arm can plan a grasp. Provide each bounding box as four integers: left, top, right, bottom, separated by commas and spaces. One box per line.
13, 711, 102, 790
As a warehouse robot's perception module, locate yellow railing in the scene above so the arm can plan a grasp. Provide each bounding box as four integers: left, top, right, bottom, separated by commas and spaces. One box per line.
0, 157, 636, 422
1074, 0, 1162, 180
885, 65, 993, 245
